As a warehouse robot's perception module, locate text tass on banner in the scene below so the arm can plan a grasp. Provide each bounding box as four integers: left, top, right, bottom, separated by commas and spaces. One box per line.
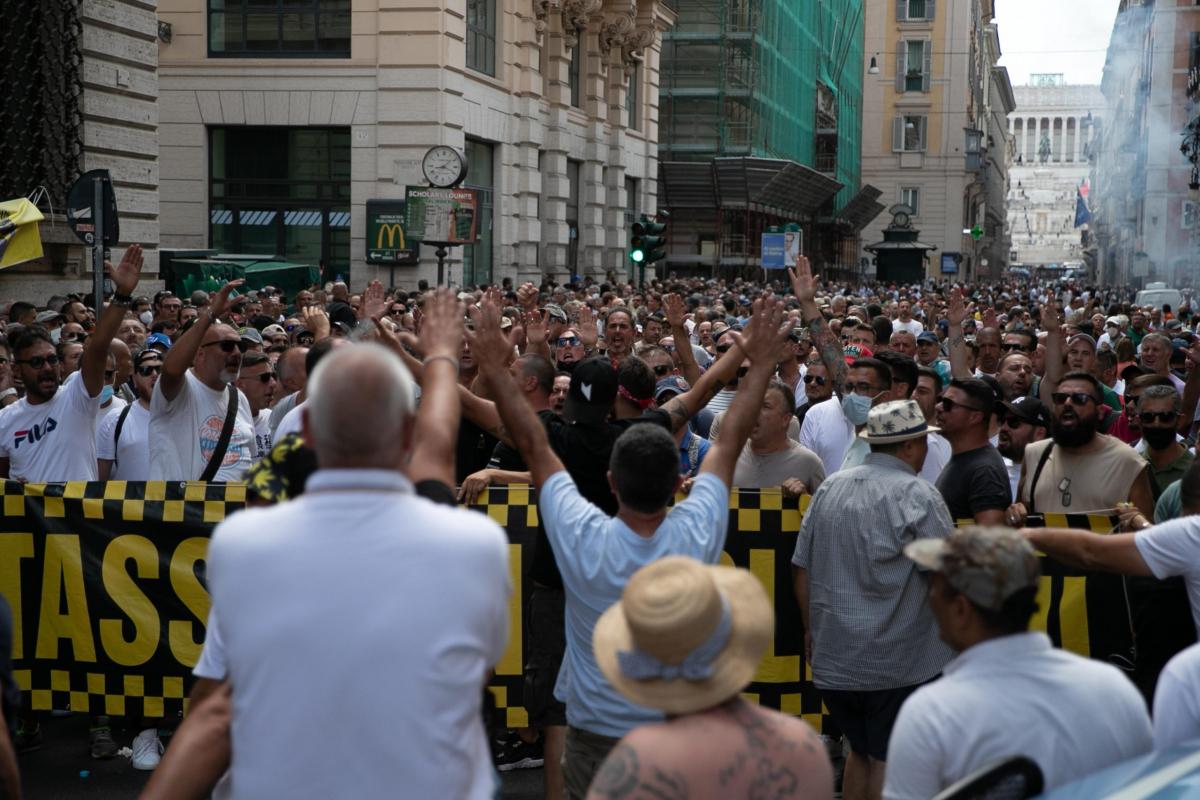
0, 481, 1122, 725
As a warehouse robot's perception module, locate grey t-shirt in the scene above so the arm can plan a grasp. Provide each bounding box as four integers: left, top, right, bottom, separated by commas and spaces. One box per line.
732, 440, 826, 492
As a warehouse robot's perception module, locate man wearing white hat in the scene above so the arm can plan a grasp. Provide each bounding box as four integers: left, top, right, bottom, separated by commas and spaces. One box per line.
586, 556, 832, 799
793, 399, 954, 800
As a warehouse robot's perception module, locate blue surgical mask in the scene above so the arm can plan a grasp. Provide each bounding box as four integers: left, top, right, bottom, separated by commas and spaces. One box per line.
841, 392, 873, 426
99, 385, 114, 405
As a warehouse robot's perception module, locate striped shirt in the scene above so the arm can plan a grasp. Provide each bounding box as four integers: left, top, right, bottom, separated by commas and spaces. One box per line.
793, 452, 955, 690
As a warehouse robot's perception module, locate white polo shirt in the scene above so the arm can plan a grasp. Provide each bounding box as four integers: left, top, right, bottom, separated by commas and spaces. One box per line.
1153, 642, 1200, 751
883, 632, 1152, 799
799, 396, 855, 475
207, 469, 510, 800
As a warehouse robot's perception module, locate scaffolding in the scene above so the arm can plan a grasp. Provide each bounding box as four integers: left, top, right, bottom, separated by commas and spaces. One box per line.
659, 0, 869, 278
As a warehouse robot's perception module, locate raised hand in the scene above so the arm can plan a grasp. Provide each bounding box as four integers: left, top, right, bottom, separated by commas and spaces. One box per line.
516, 282, 539, 312
663, 292, 687, 329
209, 279, 247, 321
787, 255, 816, 304
417, 288, 464, 361
107, 244, 144, 296
360, 279, 388, 321
947, 286, 968, 327
727, 295, 790, 366
576, 305, 598, 349
1040, 295, 1060, 333
300, 305, 331, 341
464, 297, 519, 374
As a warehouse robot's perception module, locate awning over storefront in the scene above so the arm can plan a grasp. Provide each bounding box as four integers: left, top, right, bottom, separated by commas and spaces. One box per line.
659, 157, 844, 218
834, 184, 886, 232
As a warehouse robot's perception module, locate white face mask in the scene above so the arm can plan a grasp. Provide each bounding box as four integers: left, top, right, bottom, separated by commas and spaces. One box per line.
139, 311, 153, 326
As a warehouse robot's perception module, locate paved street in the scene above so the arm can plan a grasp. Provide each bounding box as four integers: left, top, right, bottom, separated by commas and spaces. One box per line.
20, 715, 543, 799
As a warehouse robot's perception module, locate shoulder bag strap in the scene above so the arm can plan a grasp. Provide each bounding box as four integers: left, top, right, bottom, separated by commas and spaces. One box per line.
1026, 441, 1055, 516
111, 403, 134, 470
199, 386, 239, 482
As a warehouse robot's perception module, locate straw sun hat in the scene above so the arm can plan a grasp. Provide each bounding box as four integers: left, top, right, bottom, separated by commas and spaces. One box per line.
592, 556, 773, 715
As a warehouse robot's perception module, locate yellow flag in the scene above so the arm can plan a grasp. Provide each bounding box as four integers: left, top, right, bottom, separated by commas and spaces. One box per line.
0, 198, 45, 269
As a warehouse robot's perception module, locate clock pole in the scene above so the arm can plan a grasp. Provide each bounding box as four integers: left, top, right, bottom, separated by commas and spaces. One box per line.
435, 243, 449, 286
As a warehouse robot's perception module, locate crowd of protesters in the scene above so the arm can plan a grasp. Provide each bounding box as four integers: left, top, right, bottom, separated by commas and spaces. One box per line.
0, 249, 1199, 798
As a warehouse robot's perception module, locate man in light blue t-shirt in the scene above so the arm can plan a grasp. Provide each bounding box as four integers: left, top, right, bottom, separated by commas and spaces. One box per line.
470, 293, 793, 800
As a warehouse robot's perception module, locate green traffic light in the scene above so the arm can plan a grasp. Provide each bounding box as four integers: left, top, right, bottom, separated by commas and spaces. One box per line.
630, 249, 645, 263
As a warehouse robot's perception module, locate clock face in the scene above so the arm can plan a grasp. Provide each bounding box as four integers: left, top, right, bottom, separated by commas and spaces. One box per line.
422, 146, 466, 188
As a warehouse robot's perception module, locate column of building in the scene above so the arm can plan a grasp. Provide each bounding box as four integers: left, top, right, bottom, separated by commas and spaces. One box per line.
601, 13, 633, 277
539, 3, 572, 279
578, 0, 609, 278
510, 2, 545, 283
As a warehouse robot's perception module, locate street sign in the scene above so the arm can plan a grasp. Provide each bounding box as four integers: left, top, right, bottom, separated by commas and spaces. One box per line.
941, 253, 961, 275
365, 199, 419, 265
761, 233, 786, 269
66, 170, 118, 246
404, 187, 478, 244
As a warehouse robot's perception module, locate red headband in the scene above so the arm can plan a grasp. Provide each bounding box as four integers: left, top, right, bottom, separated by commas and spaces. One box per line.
618, 384, 655, 409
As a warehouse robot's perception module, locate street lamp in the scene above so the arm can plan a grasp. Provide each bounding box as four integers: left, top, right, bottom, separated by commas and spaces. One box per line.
868, 54, 880, 75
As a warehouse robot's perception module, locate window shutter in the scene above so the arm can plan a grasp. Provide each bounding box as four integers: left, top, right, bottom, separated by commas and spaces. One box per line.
918, 117, 927, 151
922, 42, 932, 92
896, 0, 906, 21
896, 50, 907, 93
926, 0, 936, 19
893, 116, 904, 152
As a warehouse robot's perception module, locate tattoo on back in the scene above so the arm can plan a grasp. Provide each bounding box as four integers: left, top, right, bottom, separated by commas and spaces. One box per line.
591, 744, 691, 799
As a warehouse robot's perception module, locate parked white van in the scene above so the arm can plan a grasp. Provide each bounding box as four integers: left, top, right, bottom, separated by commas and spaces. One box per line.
1135, 283, 1183, 311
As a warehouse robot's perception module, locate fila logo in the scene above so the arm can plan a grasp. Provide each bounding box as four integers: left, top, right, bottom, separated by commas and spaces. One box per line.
13, 418, 58, 450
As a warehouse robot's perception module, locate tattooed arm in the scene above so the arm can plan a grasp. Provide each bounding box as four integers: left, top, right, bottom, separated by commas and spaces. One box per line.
587, 743, 690, 800
790, 256, 845, 392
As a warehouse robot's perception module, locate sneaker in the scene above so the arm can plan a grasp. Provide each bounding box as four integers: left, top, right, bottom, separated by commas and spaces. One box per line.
89, 717, 119, 760
131, 728, 163, 770
15, 723, 42, 754
494, 733, 544, 772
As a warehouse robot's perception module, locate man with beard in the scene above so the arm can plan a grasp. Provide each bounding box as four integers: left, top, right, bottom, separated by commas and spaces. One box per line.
550, 373, 570, 414
554, 328, 587, 373
796, 359, 835, 429
934, 379, 1010, 525
1140, 333, 1184, 393
888, 330, 917, 358
996, 396, 1050, 502
235, 352, 279, 458
150, 280, 259, 481
1008, 371, 1152, 524
603, 308, 636, 366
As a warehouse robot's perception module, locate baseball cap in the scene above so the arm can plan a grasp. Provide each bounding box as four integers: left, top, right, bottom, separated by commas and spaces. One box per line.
905, 526, 1040, 612
239, 327, 264, 345
917, 331, 939, 345
1120, 363, 1151, 383
564, 357, 618, 425
145, 333, 172, 351
544, 303, 568, 323
843, 343, 874, 364
1000, 396, 1051, 429
134, 348, 163, 367
654, 375, 690, 404
262, 324, 286, 337
35, 310, 62, 324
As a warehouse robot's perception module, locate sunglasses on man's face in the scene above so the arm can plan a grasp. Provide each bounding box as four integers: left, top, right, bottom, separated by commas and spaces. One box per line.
202, 340, 248, 354
1139, 411, 1178, 424
389, 308, 406, 317
136, 364, 162, 376
1002, 343, 1029, 352
652, 364, 673, 377
16, 355, 60, 369
1051, 391, 1096, 407
939, 397, 982, 413
1001, 415, 1030, 429
803, 374, 827, 386
556, 336, 581, 347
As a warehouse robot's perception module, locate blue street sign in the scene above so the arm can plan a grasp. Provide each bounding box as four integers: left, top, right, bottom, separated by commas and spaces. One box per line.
761, 232, 787, 269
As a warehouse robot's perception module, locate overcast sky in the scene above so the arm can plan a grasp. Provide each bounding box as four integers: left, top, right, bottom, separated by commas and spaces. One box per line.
993, 0, 1119, 87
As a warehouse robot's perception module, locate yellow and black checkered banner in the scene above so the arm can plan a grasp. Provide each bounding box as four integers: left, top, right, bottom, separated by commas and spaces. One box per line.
0, 480, 244, 718
0, 479, 1126, 725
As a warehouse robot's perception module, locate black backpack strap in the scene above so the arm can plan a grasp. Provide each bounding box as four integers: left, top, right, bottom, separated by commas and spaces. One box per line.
1026, 441, 1055, 516
199, 386, 239, 482
111, 403, 134, 470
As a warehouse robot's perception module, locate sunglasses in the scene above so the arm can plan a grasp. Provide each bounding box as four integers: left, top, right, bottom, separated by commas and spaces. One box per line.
939, 397, 982, 413
389, 308, 406, 316
286, 324, 301, 332
253, 372, 277, 383
16, 355, 60, 368
1139, 411, 1178, 424
556, 336, 582, 347
1002, 415, 1030, 428
715, 344, 733, 354
61, 332, 83, 343
652, 364, 672, 377
1051, 391, 1096, 406
104, 370, 115, 381
1002, 343, 1029, 352
136, 364, 162, 376
202, 340, 248, 354
803, 374, 827, 386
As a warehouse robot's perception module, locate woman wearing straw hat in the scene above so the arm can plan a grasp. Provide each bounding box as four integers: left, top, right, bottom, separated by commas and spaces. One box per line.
586, 557, 832, 799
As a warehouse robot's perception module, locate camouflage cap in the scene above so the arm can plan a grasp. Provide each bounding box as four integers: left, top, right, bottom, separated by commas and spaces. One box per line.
905, 526, 1040, 612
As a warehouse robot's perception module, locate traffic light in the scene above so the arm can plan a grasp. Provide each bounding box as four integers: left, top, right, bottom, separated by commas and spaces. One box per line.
631, 215, 667, 265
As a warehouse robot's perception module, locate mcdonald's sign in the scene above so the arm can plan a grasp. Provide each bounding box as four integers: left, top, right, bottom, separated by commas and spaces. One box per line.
366, 199, 419, 265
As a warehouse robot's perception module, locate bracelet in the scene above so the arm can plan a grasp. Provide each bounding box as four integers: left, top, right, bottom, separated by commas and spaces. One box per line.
422, 354, 459, 373
110, 292, 133, 306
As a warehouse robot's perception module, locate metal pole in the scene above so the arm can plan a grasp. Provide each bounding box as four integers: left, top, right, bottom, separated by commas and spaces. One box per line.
436, 244, 448, 287
92, 177, 105, 312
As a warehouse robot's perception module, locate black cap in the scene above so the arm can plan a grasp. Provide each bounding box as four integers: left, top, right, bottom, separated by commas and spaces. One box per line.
565, 357, 618, 426
1000, 396, 1051, 429
1120, 363, 1151, 383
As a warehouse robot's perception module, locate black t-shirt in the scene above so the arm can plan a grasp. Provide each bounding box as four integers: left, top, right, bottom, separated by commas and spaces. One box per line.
488, 410, 559, 472
0, 595, 17, 738
935, 444, 1011, 521
456, 419, 498, 485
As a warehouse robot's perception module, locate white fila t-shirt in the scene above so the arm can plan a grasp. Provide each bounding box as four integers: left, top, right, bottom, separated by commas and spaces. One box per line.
0, 372, 103, 481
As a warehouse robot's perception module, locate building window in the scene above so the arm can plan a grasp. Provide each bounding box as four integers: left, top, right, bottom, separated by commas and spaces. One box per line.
466, 0, 496, 77
624, 177, 639, 227
566, 159, 581, 273
627, 63, 641, 130
901, 187, 921, 215
898, 40, 931, 93
899, 0, 934, 20
208, 0, 350, 57
210, 127, 351, 279
569, 38, 582, 108
462, 139, 495, 287
892, 115, 927, 152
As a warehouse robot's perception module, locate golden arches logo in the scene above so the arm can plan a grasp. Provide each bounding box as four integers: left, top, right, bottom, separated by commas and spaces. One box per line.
376, 223, 406, 250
